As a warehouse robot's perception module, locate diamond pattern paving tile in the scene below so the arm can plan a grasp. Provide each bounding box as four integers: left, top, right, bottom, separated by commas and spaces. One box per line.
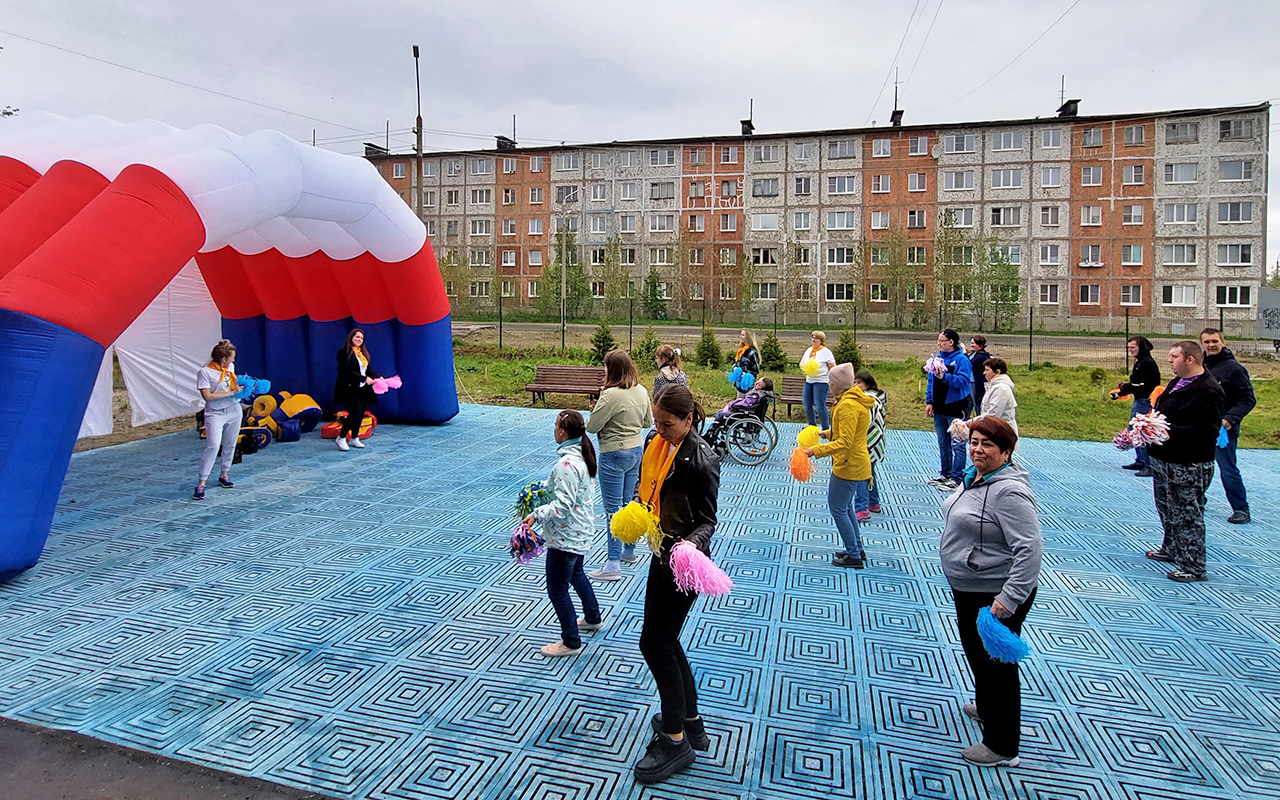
0, 406, 1277, 798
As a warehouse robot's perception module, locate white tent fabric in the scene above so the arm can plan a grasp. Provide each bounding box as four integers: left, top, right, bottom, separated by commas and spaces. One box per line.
77, 347, 115, 439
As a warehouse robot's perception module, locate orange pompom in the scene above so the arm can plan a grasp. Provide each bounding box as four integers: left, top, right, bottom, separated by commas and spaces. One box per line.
790, 446, 814, 482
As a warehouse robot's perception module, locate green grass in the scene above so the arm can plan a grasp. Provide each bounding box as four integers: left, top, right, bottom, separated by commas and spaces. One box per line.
452, 341, 1280, 449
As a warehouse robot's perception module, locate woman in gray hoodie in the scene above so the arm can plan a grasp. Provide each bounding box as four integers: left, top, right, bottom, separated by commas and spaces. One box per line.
940, 415, 1042, 768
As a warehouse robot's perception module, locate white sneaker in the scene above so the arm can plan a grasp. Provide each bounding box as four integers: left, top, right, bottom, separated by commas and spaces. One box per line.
587, 568, 622, 581
351, 437, 365, 448
578, 617, 606, 632
336, 437, 350, 451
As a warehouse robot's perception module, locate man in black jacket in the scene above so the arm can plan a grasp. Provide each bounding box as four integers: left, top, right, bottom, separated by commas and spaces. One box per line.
1144, 341, 1226, 583
1201, 328, 1256, 524
968, 335, 992, 415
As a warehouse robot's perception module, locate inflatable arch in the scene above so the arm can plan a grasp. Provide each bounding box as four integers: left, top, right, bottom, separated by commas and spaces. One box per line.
0, 113, 458, 579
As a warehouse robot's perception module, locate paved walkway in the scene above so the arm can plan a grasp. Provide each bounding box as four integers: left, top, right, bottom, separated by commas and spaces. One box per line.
2, 404, 1277, 799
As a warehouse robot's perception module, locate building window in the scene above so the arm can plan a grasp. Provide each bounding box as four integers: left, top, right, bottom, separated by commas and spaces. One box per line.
425, 220, 436, 236
1164, 163, 1198, 183
753, 281, 779, 299
1042, 129, 1062, 148
619, 215, 636, 233
992, 169, 1022, 188
1216, 285, 1252, 306
651, 148, 676, 166
444, 280, 455, 296
1165, 122, 1199, 144
909, 136, 928, 155
529, 187, 544, 203
944, 170, 976, 190
1041, 206, 1060, 226
445, 221, 458, 237
1080, 166, 1103, 186
907, 209, 927, 229
556, 216, 578, 233
446, 190, 460, 206
620, 182, 638, 201
1079, 284, 1100, 305
422, 162, 437, 178
1217, 244, 1252, 265
1220, 119, 1255, 140
620, 151, 639, 168
1162, 285, 1197, 306
719, 248, 736, 266
908, 246, 927, 265
719, 282, 737, 301
555, 153, 579, 171
872, 139, 891, 158
654, 281, 672, 300
650, 247, 671, 265
470, 219, 492, 236
752, 178, 780, 197
991, 207, 1020, 227
555, 185, 579, 204
907, 283, 926, 303
944, 134, 977, 154
528, 156, 544, 172
720, 180, 738, 198
689, 181, 705, 198
753, 144, 779, 163
471, 249, 491, 267
502, 219, 517, 236
471, 158, 493, 175
423, 190, 437, 207
651, 181, 676, 200
689, 247, 704, 265
688, 214, 705, 232
589, 152, 605, 169
870, 211, 890, 229
528, 250, 543, 267
795, 143, 815, 160
871, 175, 890, 193
1163, 203, 1197, 224
590, 281, 606, 299
620, 248, 636, 266
1124, 125, 1146, 146
795, 176, 812, 196
502, 188, 515, 205
944, 208, 974, 228
720, 146, 738, 164
829, 175, 857, 195
689, 282, 704, 300
751, 213, 779, 232
992, 131, 1024, 151
1218, 202, 1253, 223
1163, 244, 1197, 265
794, 211, 811, 230
1082, 127, 1103, 147
947, 246, 974, 266
1220, 160, 1254, 181
996, 244, 1021, 265
1080, 245, 1102, 266
1041, 167, 1062, 188
1040, 283, 1060, 304
827, 211, 855, 229
796, 283, 813, 300
590, 248, 605, 265
469, 188, 492, 205
720, 213, 737, 232
1121, 245, 1143, 265
828, 140, 855, 159
1040, 244, 1060, 265
524, 280, 539, 298
689, 148, 706, 165
908, 173, 927, 192
827, 247, 858, 265
869, 283, 889, 302
470, 281, 490, 298
446, 160, 462, 176
1081, 206, 1102, 226
870, 247, 888, 265
589, 215, 607, 234
392, 162, 406, 178
826, 283, 855, 301
946, 284, 973, 303
1122, 165, 1144, 185
1122, 205, 1143, 225
498, 280, 512, 298
1121, 285, 1142, 306
528, 218, 544, 235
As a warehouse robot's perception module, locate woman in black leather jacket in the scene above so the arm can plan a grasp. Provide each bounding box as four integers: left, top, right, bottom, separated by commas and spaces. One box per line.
631, 385, 720, 785
333, 328, 382, 451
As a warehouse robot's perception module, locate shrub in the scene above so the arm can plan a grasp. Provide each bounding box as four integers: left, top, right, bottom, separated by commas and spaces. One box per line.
695, 327, 722, 368
831, 328, 863, 370
631, 327, 661, 366
760, 332, 788, 372
590, 319, 617, 365
1089, 367, 1108, 385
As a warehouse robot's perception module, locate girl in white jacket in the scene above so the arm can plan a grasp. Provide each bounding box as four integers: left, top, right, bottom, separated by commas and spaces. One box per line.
524, 410, 604, 657
979, 358, 1018, 435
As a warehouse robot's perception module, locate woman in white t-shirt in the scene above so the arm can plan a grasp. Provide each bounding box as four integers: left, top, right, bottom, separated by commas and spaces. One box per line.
800, 331, 837, 429
194, 339, 243, 500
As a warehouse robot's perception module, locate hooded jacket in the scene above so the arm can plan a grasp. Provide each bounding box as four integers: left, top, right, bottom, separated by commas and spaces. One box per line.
810, 386, 875, 480
533, 438, 598, 555
926, 349, 973, 417
1203, 348, 1256, 428
1147, 370, 1226, 464
969, 348, 992, 410
940, 462, 1042, 610
1119, 338, 1160, 400
980, 374, 1018, 434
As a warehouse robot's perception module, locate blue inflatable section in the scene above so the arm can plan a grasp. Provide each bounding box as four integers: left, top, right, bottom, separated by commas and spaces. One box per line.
0, 309, 105, 579
221, 314, 457, 424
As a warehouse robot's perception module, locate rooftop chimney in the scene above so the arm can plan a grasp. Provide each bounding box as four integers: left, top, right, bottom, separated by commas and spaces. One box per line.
495, 135, 517, 151
363, 142, 389, 158
740, 118, 755, 136
1056, 99, 1081, 117
890, 109, 904, 127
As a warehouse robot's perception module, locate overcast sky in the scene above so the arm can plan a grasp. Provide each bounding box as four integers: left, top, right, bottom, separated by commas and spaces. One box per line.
2, 0, 1278, 269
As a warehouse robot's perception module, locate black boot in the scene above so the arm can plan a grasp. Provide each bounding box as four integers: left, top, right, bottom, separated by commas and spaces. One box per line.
633, 731, 695, 784
651, 713, 710, 751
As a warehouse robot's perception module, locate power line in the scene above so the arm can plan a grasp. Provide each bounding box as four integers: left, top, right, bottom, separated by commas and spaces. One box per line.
904, 0, 947, 88
863, 0, 924, 126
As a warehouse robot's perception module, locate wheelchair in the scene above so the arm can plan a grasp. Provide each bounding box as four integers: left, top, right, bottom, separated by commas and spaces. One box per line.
702, 393, 779, 466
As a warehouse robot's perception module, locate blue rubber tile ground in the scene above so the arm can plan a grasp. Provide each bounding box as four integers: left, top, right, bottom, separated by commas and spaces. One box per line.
2, 403, 1278, 799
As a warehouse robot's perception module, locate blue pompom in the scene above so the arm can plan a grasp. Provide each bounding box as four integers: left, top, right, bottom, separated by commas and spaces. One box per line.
1217, 425, 1229, 448
727, 366, 742, 386
976, 606, 1030, 663
738, 371, 755, 392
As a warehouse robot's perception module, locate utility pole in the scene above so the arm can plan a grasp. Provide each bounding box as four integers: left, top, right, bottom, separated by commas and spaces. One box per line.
413, 45, 424, 222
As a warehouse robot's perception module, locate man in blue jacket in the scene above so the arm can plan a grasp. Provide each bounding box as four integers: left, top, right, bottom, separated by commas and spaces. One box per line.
1200, 328, 1256, 524
926, 329, 974, 490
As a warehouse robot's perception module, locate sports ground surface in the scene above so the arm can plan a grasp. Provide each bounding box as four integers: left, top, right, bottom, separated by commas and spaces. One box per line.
2, 403, 1277, 799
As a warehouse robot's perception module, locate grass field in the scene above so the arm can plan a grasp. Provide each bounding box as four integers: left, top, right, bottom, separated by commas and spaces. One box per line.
453, 342, 1280, 449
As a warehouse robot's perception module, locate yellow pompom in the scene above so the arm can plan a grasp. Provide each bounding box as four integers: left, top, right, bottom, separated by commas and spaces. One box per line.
801, 359, 820, 377
797, 425, 820, 449
611, 501, 660, 546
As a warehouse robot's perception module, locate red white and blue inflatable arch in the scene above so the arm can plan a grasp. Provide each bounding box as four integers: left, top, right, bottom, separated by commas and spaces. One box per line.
0, 113, 458, 579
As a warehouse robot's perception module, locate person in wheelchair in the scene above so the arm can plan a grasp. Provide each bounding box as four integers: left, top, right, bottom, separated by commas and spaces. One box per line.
704, 378, 774, 449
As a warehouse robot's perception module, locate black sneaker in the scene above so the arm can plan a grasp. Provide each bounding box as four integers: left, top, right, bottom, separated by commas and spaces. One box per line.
217, 476, 234, 488
1227, 510, 1251, 524
1122, 462, 1144, 470
633, 732, 695, 785
832, 553, 864, 569
192, 486, 205, 501
1134, 467, 1154, 478
651, 714, 710, 751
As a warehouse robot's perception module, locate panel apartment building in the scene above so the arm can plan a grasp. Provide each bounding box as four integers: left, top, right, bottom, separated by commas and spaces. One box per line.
368, 101, 1268, 332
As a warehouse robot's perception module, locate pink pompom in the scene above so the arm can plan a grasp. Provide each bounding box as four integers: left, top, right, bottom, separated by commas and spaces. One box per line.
372, 377, 389, 394
670, 541, 733, 595
386, 375, 402, 389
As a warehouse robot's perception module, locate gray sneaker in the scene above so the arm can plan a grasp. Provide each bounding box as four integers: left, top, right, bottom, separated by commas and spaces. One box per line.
588, 568, 622, 582
961, 742, 1019, 767
620, 553, 641, 564
962, 703, 982, 723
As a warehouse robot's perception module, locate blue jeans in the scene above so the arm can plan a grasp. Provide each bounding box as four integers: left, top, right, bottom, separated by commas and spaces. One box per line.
828, 474, 866, 557
855, 464, 880, 512
597, 445, 642, 564
1216, 425, 1248, 513
1130, 397, 1152, 466
803, 381, 830, 429
545, 548, 601, 650
933, 412, 967, 481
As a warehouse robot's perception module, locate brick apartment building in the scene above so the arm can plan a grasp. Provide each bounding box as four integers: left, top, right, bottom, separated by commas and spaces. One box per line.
368, 101, 1268, 333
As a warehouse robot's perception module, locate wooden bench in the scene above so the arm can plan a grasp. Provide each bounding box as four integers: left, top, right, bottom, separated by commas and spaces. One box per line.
526, 365, 607, 406
777, 375, 837, 419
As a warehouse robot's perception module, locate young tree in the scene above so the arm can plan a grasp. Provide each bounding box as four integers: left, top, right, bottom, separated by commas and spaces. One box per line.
738, 252, 757, 316
590, 319, 617, 364
438, 248, 474, 318
760, 331, 787, 372
933, 212, 973, 328
670, 227, 700, 320
777, 237, 803, 325
695, 326, 722, 368
880, 226, 915, 329
642, 267, 667, 320
598, 237, 626, 320
538, 230, 591, 320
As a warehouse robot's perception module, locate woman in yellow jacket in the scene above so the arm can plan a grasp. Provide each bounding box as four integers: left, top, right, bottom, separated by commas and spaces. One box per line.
806, 363, 876, 568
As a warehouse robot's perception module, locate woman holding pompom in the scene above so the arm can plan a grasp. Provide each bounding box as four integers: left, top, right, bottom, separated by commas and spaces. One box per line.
805, 364, 875, 568
940, 415, 1042, 768
731, 329, 761, 399
333, 328, 381, 452
631, 385, 720, 785
799, 331, 836, 428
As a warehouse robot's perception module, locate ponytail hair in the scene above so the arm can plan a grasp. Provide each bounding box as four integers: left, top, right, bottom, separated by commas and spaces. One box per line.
652, 384, 705, 429
557, 409, 597, 478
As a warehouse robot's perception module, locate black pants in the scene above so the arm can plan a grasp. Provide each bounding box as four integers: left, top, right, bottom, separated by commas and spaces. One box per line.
340, 394, 365, 439
639, 557, 699, 735
953, 587, 1037, 757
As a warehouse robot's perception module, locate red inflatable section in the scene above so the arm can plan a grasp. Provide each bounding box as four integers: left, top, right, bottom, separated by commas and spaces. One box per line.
0, 164, 205, 347
0, 157, 41, 214
379, 245, 450, 326
286, 251, 350, 322
0, 161, 111, 281
193, 248, 264, 320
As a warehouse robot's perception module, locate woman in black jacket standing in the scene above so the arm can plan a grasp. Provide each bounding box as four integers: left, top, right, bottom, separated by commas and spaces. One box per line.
333, 328, 381, 451
632, 385, 720, 785
1112, 335, 1160, 475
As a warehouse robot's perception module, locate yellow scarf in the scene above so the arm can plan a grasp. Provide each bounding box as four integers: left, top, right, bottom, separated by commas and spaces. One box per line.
208, 362, 237, 391
805, 345, 819, 361
735, 344, 749, 362
354, 349, 369, 373
638, 436, 679, 521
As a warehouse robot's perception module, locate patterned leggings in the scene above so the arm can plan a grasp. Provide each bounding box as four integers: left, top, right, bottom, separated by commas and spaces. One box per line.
1150, 457, 1215, 576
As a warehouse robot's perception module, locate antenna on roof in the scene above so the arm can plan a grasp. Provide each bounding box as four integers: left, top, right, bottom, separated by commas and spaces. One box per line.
740, 98, 755, 136
1059, 75, 1066, 106
891, 68, 904, 127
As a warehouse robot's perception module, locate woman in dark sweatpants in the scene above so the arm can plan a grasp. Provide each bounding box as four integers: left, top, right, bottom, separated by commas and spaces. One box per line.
632, 385, 720, 786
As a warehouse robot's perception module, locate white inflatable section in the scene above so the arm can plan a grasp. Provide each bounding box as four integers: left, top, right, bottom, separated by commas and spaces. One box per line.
78, 347, 115, 439
0, 113, 425, 262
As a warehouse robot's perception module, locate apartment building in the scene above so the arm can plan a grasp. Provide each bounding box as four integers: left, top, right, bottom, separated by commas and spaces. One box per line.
368, 102, 1268, 332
